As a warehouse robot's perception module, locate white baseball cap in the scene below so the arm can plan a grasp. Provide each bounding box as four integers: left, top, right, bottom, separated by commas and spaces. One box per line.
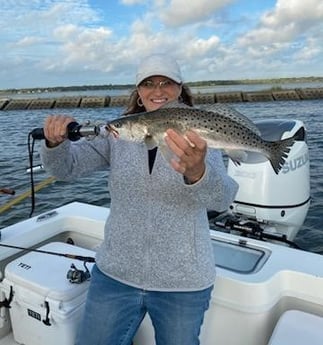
136, 54, 182, 86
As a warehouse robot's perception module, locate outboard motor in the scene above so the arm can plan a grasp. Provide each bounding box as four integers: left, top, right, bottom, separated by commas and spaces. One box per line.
227, 119, 310, 243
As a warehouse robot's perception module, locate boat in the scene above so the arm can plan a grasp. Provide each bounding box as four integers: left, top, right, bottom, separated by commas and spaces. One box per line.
0, 118, 322, 345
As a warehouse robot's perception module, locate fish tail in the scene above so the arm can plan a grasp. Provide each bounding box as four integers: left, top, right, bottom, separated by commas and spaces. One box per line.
267, 128, 303, 174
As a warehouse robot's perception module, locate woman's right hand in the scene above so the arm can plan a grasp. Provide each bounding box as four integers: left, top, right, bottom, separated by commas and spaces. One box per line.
43, 115, 76, 147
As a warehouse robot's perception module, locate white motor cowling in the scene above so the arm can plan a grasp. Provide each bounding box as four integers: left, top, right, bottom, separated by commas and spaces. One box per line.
227, 119, 310, 242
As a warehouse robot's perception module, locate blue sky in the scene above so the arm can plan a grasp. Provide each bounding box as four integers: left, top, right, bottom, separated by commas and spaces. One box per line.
1, 0, 323, 89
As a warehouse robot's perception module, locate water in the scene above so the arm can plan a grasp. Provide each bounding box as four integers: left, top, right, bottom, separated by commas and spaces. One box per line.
0, 100, 322, 254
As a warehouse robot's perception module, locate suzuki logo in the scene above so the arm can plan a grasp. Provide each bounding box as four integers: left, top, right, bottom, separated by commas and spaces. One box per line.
282, 153, 309, 174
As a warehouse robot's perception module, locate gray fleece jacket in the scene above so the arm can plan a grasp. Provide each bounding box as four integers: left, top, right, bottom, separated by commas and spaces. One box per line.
41, 134, 238, 291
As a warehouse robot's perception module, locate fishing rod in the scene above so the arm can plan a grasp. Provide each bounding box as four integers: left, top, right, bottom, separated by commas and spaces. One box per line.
27, 121, 107, 217
0, 243, 96, 263
0, 188, 15, 195
30, 121, 106, 141
0, 177, 55, 215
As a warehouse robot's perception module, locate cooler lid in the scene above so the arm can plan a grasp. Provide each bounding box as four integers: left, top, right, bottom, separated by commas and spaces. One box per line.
4, 242, 95, 301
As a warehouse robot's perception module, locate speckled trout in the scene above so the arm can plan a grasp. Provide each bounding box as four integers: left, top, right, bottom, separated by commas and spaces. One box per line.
107, 101, 299, 174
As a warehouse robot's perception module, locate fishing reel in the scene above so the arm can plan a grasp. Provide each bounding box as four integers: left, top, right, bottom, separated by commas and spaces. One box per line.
66, 262, 91, 284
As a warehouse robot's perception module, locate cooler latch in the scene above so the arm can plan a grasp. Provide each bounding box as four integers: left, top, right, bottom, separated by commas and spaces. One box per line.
42, 301, 51, 326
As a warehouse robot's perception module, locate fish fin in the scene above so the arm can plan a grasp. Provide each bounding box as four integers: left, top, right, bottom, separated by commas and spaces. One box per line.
225, 149, 248, 165
159, 141, 177, 166
266, 134, 297, 174
144, 135, 158, 150
162, 101, 262, 138
198, 104, 262, 136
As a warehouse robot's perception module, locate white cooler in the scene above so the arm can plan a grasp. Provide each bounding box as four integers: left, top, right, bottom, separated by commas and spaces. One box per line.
1, 242, 95, 345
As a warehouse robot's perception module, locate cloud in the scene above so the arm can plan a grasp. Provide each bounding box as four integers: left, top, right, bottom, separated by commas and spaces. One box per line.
228, 0, 323, 78
262, 0, 323, 28
292, 36, 322, 62
238, 0, 323, 47
14, 36, 44, 47
159, 0, 234, 26
44, 24, 114, 71
1, 0, 323, 88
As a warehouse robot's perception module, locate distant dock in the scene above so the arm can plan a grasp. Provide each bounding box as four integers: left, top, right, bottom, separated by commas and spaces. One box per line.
1, 87, 323, 111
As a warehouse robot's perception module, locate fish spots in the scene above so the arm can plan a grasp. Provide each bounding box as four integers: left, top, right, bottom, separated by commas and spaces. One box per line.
106, 101, 294, 174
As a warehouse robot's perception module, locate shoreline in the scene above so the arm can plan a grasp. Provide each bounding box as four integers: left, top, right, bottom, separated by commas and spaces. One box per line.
1, 76, 323, 96
1, 87, 323, 111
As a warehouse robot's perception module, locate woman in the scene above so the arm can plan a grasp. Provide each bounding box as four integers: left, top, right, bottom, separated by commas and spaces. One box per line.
41, 53, 238, 345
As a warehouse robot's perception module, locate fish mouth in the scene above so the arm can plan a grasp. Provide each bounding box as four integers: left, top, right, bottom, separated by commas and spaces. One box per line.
106, 124, 119, 139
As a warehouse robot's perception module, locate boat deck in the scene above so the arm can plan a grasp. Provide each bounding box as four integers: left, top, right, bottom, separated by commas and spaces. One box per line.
1, 202, 323, 345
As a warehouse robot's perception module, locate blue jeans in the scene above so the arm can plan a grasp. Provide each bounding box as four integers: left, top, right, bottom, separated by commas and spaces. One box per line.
76, 265, 213, 345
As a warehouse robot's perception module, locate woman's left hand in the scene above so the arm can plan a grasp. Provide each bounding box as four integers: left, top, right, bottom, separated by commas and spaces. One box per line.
165, 129, 207, 184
